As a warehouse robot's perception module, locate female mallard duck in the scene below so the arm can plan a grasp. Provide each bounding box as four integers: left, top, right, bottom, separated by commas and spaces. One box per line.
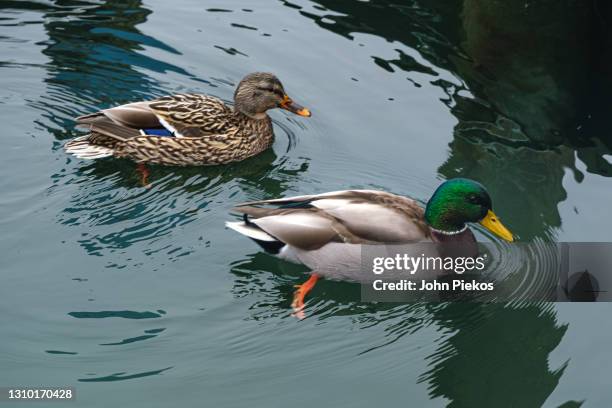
64, 72, 310, 166
226, 178, 514, 312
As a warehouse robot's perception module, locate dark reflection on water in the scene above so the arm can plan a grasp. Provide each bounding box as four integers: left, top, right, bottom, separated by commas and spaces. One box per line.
68, 310, 165, 319
301, 0, 611, 146
293, 0, 612, 241
78, 366, 173, 382
419, 303, 578, 408
100, 330, 164, 346
56, 147, 308, 261
231, 254, 582, 406
28, 0, 194, 142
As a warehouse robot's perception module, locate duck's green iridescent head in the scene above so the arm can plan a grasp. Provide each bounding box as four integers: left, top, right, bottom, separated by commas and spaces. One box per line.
425, 178, 514, 242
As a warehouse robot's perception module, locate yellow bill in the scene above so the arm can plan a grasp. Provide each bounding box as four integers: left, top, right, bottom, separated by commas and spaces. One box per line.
479, 210, 514, 242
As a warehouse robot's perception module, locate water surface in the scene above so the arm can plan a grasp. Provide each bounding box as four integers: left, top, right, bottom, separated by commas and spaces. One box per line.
1, 1, 612, 407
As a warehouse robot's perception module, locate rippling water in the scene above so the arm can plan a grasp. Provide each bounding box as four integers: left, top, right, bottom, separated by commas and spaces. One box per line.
2, 1, 612, 407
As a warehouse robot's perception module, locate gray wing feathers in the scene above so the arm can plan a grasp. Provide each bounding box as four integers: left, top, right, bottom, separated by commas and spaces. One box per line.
233, 190, 430, 248
101, 102, 161, 129
76, 116, 140, 141
235, 190, 381, 207
252, 213, 340, 250
322, 201, 427, 243
75, 101, 159, 141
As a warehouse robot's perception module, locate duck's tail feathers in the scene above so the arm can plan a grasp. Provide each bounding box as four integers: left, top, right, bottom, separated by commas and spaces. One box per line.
64, 135, 115, 160
226, 220, 276, 242
226, 220, 285, 254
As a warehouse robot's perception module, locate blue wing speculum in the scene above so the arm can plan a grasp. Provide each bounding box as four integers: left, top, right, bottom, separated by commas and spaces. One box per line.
139, 128, 175, 137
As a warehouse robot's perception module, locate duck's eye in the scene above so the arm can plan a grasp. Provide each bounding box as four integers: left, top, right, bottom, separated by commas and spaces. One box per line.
467, 194, 480, 204
256, 86, 284, 97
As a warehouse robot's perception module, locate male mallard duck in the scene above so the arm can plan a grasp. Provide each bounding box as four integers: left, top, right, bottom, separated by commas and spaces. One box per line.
226, 178, 514, 312
64, 72, 310, 166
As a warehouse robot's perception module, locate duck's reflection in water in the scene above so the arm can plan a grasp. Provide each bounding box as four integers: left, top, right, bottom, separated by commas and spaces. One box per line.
57, 147, 308, 261
231, 257, 581, 406
419, 302, 583, 408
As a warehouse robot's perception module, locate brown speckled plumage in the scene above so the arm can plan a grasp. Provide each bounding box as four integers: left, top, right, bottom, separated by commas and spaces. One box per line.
65, 73, 309, 166
67, 94, 273, 166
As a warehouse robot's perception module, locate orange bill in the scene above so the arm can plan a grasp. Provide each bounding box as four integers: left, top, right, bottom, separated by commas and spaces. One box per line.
280, 94, 311, 117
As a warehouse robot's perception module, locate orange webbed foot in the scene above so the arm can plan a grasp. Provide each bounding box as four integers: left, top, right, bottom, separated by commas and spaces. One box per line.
291, 273, 319, 319
136, 162, 151, 188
